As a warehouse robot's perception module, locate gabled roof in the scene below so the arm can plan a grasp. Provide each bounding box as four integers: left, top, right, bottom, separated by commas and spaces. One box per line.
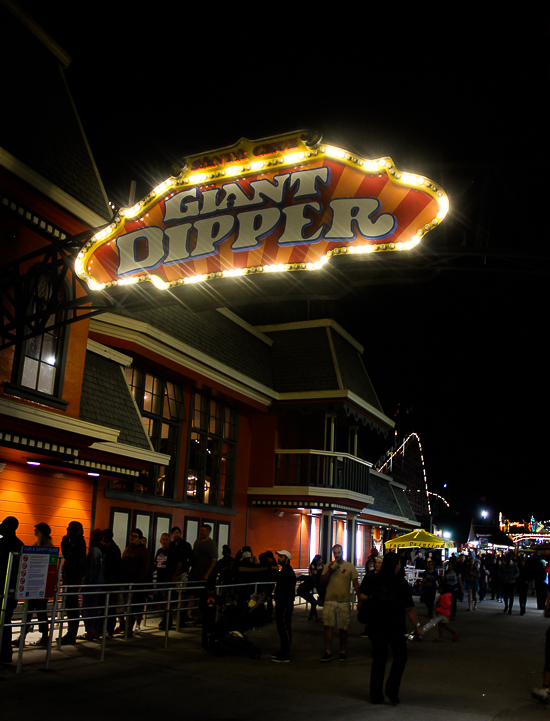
94, 307, 393, 430
330, 329, 382, 410
79, 349, 152, 451
0, 2, 110, 223
257, 319, 393, 429
367, 471, 417, 523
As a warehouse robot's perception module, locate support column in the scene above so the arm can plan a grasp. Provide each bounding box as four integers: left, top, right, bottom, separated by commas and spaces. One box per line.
346, 513, 356, 564
321, 510, 332, 562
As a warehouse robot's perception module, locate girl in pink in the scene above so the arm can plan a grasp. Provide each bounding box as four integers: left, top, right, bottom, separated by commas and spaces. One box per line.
434, 583, 460, 642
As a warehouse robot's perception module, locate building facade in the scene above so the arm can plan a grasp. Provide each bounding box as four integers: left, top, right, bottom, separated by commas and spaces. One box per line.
0, 4, 419, 565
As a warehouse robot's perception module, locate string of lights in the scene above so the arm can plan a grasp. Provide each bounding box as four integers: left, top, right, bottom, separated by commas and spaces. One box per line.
377, 432, 434, 515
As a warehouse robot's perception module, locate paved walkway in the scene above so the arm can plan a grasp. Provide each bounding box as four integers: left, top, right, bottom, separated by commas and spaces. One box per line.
1, 595, 549, 720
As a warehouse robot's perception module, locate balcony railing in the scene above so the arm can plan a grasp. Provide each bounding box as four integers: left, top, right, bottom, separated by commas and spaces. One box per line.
275, 449, 372, 496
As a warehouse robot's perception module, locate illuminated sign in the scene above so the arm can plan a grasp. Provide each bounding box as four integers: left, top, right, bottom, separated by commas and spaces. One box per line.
76, 131, 449, 291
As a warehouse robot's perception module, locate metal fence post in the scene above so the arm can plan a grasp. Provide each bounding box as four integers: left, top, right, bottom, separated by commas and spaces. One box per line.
0, 551, 16, 652
100, 592, 110, 661
15, 600, 28, 675
44, 559, 63, 670
124, 588, 132, 640
165, 589, 171, 649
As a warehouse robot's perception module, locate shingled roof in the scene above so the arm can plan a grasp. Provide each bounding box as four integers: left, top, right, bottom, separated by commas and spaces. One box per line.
79, 350, 151, 451
367, 471, 417, 523
266, 326, 339, 393
104, 308, 389, 429
259, 320, 385, 414
112, 305, 274, 389
0, 4, 110, 221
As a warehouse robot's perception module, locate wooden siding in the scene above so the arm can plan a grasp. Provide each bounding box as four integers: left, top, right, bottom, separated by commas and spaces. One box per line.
0, 462, 93, 545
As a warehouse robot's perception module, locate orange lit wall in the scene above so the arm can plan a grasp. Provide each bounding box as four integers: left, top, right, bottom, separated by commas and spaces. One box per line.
0, 461, 93, 545
247, 507, 311, 569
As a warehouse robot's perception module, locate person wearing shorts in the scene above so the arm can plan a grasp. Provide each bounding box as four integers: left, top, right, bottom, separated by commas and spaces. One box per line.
319, 544, 360, 662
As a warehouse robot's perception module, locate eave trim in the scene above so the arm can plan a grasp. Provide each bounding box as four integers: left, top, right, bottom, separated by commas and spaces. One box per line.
0, 396, 119, 443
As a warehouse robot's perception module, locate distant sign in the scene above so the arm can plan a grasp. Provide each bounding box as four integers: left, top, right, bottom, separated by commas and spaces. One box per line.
16, 546, 59, 600
76, 131, 449, 292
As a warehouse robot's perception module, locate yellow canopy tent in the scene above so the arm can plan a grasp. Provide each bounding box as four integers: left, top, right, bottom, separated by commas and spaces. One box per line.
385, 529, 454, 549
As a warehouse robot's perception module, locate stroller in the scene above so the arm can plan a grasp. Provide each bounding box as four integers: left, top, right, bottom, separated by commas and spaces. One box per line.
201, 588, 264, 659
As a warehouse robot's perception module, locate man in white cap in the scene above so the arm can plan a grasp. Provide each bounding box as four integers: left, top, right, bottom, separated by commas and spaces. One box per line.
271, 550, 296, 663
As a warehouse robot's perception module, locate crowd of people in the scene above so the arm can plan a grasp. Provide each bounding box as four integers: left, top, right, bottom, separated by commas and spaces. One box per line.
2, 514, 550, 707
412, 549, 548, 620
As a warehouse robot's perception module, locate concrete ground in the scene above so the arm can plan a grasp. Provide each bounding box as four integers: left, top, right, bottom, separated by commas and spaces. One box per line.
1, 595, 549, 721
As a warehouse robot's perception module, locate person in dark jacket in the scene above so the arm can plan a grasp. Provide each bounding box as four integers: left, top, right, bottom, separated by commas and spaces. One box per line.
361, 552, 423, 705
81, 528, 105, 639
500, 552, 520, 614
60, 520, 87, 644
271, 550, 296, 663
114, 528, 149, 635
101, 528, 121, 635
0, 516, 23, 664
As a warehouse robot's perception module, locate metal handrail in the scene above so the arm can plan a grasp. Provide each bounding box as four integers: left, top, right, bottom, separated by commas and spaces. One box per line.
2, 560, 365, 673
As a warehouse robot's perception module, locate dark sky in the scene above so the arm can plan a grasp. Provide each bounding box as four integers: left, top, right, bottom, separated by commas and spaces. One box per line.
15, 2, 550, 522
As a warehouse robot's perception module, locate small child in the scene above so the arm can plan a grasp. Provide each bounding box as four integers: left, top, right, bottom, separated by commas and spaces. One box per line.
434, 583, 460, 642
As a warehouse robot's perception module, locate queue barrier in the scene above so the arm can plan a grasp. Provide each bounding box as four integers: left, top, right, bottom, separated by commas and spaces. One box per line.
1, 554, 302, 674
1, 558, 361, 674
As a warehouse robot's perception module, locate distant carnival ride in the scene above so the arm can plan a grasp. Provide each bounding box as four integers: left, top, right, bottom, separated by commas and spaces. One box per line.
376, 432, 449, 517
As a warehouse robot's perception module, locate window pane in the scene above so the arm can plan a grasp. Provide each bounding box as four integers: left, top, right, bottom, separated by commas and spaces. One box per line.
21, 357, 39, 389
187, 396, 237, 507
163, 386, 171, 420
188, 431, 206, 502
206, 436, 221, 505
224, 407, 237, 441
165, 381, 185, 421
26, 335, 42, 361
125, 365, 142, 404
151, 385, 162, 416
193, 392, 208, 430
41, 333, 57, 366
209, 399, 222, 435
148, 418, 161, 451
143, 374, 155, 412
37, 362, 55, 394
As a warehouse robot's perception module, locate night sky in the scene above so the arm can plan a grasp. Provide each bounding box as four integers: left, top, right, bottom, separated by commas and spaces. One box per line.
13, 3, 550, 523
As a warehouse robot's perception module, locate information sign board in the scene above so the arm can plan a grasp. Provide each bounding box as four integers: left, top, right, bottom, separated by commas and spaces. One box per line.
16, 546, 60, 600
